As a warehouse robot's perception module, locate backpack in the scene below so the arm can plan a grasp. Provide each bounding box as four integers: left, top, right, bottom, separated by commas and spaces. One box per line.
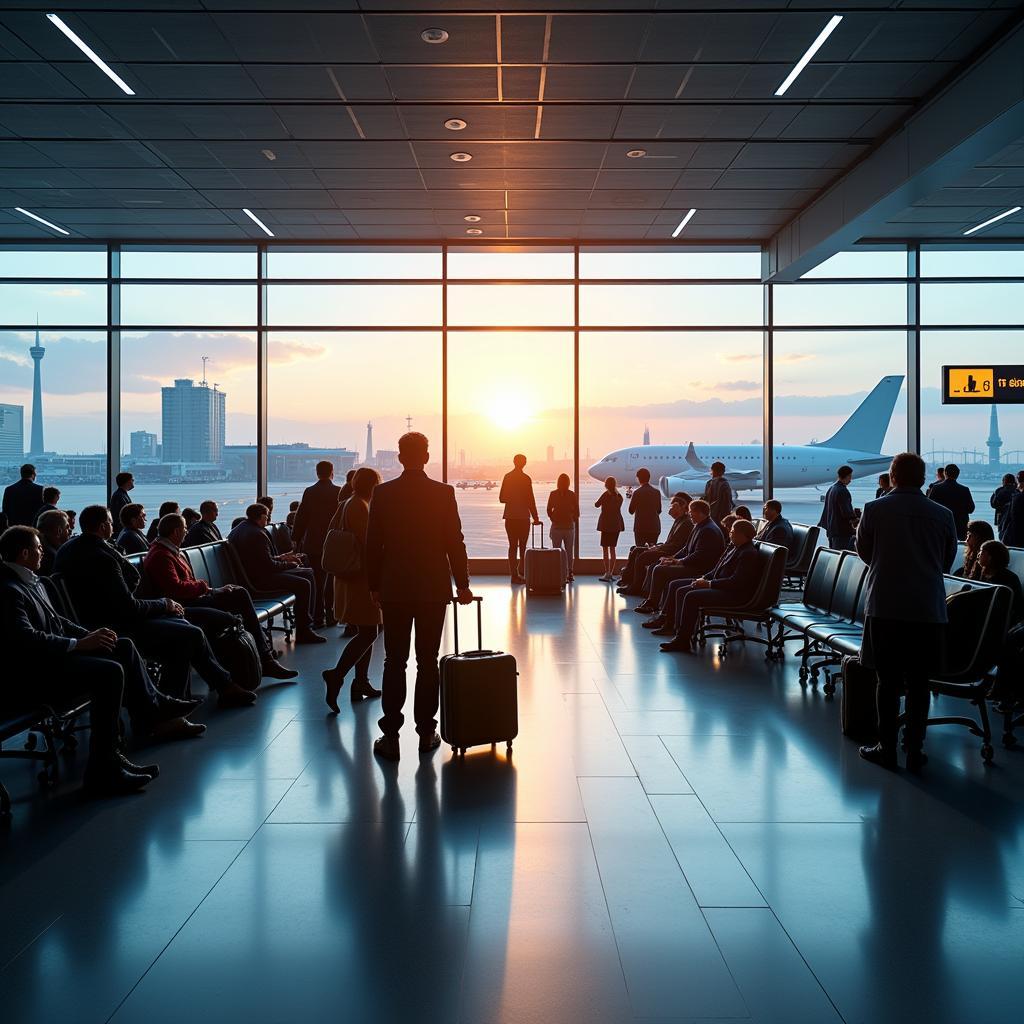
210, 616, 261, 691
322, 497, 362, 579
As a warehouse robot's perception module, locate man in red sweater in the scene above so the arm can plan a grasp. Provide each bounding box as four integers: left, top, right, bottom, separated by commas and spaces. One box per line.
144, 514, 297, 682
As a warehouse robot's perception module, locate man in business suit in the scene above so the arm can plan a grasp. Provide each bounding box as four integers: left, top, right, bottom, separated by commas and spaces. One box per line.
856, 452, 958, 771
637, 499, 725, 624
36, 508, 70, 576
1, 525, 204, 765
108, 471, 135, 527
927, 463, 975, 541
2, 464, 44, 528
756, 500, 797, 561
703, 461, 734, 526
36, 486, 61, 517
228, 503, 325, 644
628, 467, 662, 547
659, 520, 763, 652
365, 432, 473, 761
499, 453, 540, 584
618, 492, 691, 595
819, 465, 857, 550
115, 503, 150, 555
183, 500, 223, 547
1003, 471, 1024, 547
291, 460, 342, 628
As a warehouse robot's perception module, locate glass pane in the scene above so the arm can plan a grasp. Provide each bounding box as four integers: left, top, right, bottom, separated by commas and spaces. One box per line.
267, 331, 441, 511
579, 250, 760, 279
921, 331, 1024, 529
121, 248, 256, 279
0, 283, 106, 325
800, 249, 907, 278
921, 283, 1024, 326
921, 247, 1024, 278
266, 284, 440, 327
580, 284, 762, 326
120, 332, 256, 521
447, 248, 574, 280
773, 331, 906, 528
0, 330, 107, 511
447, 285, 573, 327
579, 331, 762, 557
447, 332, 573, 557
0, 247, 106, 278
120, 284, 255, 327
773, 283, 906, 326
267, 249, 441, 279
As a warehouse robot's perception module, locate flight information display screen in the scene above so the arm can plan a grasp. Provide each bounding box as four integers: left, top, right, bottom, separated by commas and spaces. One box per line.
941, 365, 1024, 404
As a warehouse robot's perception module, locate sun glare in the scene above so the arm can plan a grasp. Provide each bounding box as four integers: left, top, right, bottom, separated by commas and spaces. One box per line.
487, 392, 534, 431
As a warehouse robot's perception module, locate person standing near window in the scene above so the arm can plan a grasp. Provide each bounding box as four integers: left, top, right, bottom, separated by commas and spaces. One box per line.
595, 476, 624, 582
546, 473, 579, 583
499, 454, 540, 585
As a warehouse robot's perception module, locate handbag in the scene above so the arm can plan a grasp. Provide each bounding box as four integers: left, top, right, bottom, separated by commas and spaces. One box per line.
322, 498, 362, 579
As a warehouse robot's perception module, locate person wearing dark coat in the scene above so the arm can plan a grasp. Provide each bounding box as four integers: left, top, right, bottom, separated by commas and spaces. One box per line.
756, 500, 798, 562
115, 503, 150, 555
183, 500, 223, 547
108, 472, 135, 527
1005, 473, 1024, 548
927, 463, 975, 541
595, 477, 625, 581
991, 474, 1018, 541
36, 486, 61, 519
499, 454, 540, 584
618, 492, 692, 595
818, 466, 857, 550
2, 464, 44, 528
979, 540, 1024, 706
856, 453, 958, 771
628, 468, 662, 547
36, 508, 70, 577
146, 501, 179, 543
703, 462, 734, 526
291, 461, 342, 628
337, 469, 356, 506
364, 432, 472, 761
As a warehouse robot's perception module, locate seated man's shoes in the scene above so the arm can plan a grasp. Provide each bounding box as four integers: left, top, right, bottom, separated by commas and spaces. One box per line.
296, 629, 327, 645
218, 683, 258, 708
84, 762, 151, 796
373, 734, 401, 761
351, 679, 382, 702
651, 625, 675, 637
858, 743, 898, 770
418, 730, 442, 753
659, 638, 692, 653
262, 656, 299, 680
634, 602, 655, 614
117, 752, 159, 779
905, 749, 929, 773
162, 695, 203, 715
148, 716, 207, 741
641, 616, 666, 629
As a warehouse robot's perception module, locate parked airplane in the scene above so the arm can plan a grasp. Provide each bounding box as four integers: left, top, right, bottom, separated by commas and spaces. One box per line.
588, 375, 904, 493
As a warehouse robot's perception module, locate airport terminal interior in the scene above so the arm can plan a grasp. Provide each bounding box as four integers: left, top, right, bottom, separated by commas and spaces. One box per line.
2, 3, 1024, 1022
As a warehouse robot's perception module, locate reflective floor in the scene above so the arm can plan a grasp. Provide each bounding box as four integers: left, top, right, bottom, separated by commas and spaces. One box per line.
2, 578, 1023, 1024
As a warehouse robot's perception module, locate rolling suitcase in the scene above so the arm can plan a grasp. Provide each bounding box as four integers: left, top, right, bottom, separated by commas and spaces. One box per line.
524, 522, 566, 595
440, 597, 519, 757
840, 654, 877, 742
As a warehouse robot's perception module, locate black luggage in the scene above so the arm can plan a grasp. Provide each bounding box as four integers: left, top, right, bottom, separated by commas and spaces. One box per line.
524, 522, 566, 595
840, 654, 877, 742
210, 616, 262, 692
440, 597, 519, 757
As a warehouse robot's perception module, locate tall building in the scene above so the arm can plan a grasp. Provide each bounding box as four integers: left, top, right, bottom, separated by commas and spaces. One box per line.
364, 421, 374, 463
130, 430, 159, 460
987, 405, 1002, 466
161, 379, 226, 464
546, 445, 555, 463
0, 403, 24, 460
29, 326, 45, 456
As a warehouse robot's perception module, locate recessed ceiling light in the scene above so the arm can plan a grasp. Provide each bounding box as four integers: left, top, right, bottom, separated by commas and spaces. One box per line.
626, 149, 647, 159
450, 152, 473, 162
464, 214, 481, 222
45, 13, 135, 96
775, 15, 843, 97
445, 118, 467, 131
261, 149, 277, 162
465, 228, 483, 236
242, 208, 275, 237
671, 209, 697, 238
963, 206, 1022, 236
14, 207, 69, 236
421, 28, 449, 44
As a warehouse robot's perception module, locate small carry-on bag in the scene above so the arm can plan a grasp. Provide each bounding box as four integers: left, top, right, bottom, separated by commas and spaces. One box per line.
840, 654, 877, 742
440, 596, 519, 758
524, 522, 566, 595
211, 615, 262, 692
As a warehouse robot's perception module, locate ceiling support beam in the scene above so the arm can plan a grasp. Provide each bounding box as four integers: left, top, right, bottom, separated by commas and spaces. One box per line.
763, 19, 1024, 282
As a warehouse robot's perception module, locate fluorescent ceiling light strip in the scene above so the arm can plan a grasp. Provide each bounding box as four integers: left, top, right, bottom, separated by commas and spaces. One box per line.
14, 207, 70, 236
671, 209, 697, 238
963, 206, 1022, 236
775, 15, 843, 97
242, 208, 275, 237
46, 13, 135, 96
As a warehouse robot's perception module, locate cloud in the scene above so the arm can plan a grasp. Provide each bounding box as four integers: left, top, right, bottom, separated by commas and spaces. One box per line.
721, 352, 814, 365
716, 380, 759, 392
721, 353, 758, 363
776, 353, 816, 364
44, 288, 86, 298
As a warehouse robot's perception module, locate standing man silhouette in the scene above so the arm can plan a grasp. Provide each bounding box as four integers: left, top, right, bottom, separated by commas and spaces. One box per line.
365, 433, 472, 761
499, 453, 540, 584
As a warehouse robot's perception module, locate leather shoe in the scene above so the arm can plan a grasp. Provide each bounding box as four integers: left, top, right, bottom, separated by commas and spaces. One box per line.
634, 603, 655, 615
83, 763, 150, 796
159, 696, 203, 718
262, 657, 299, 681
117, 752, 159, 779
659, 638, 692, 653
218, 684, 258, 709
641, 616, 666, 629
342, 624, 358, 638
373, 734, 401, 761
351, 680, 382, 702
858, 743, 898, 770
905, 749, 929, 773
296, 629, 327, 644
148, 716, 207, 741
651, 626, 675, 637
418, 730, 442, 753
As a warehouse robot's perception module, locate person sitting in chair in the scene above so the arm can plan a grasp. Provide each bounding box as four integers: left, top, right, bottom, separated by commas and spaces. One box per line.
116, 503, 150, 555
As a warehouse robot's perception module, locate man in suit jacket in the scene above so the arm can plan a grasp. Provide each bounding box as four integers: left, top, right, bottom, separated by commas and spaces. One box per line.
183, 500, 223, 547
756, 500, 797, 562
36, 486, 61, 518
628, 467, 662, 546
618, 492, 691, 595
1, 526, 203, 787
659, 520, 763, 652
108, 472, 135, 527
637, 499, 725, 623
499, 454, 540, 583
2, 464, 44, 528
115, 503, 150, 555
365, 432, 472, 760
818, 466, 857, 549
927, 463, 975, 541
703, 462, 734, 525
1003, 471, 1024, 547
856, 452, 958, 770
36, 508, 70, 576
228, 504, 324, 644
291, 461, 342, 627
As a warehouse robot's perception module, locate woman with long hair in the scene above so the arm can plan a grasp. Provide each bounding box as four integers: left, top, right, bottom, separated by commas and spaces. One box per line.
594, 475, 624, 582
547, 472, 579, 583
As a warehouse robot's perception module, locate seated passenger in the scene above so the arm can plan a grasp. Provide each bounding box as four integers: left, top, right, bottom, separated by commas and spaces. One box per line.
756, 500, 797, 560
54, 505, 255, 708
991, 473, 1017, 541
146, 501, 179, 543
227, 503, 325, 644
286, 500, 300, 530
733, 505, 752, 522
65, 509, 76, 534
116, 503, 150, 555
658, 520, 762, 652
876, 473, 892, 499
258, 495, 276, 522
36, 509, 70, 576
954, 519, 994, 580
183, 500, 223, 547
618, 492, 692, 596
182, 507, 200, 531
145, 514, 297, 682
37, 485, 61, 516
980, 540, 1024, 707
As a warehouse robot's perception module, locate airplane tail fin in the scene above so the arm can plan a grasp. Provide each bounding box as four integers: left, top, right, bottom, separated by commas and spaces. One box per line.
812, 375, 904, 454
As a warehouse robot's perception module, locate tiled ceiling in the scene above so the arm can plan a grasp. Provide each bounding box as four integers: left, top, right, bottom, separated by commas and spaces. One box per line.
0, 1, 1019, 243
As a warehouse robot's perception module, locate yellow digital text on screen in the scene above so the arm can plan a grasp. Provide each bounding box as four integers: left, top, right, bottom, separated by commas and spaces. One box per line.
948, 368, 993, 398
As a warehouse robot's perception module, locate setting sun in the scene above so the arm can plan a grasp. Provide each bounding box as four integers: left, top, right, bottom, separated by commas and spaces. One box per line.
487, 392, 535, 431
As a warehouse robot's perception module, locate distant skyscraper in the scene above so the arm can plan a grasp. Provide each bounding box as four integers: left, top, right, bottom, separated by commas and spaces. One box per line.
161, 379, 226, 463
0, 403, 24, 460
546, 444, 555, 463
987, 405, 1002, 466
130, 430, 159, 460
365, 421, 374, 463
29, 325, 45, 455
642, 425, 651, 446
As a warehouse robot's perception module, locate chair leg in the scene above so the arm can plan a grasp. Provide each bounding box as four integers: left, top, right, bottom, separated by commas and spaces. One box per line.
976, 697, 994, 763
0, 780, 10, 817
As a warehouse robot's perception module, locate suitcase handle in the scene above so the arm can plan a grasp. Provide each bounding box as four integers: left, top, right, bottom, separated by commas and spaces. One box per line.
532, 521, 545, 549
450, 595, 483, 655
